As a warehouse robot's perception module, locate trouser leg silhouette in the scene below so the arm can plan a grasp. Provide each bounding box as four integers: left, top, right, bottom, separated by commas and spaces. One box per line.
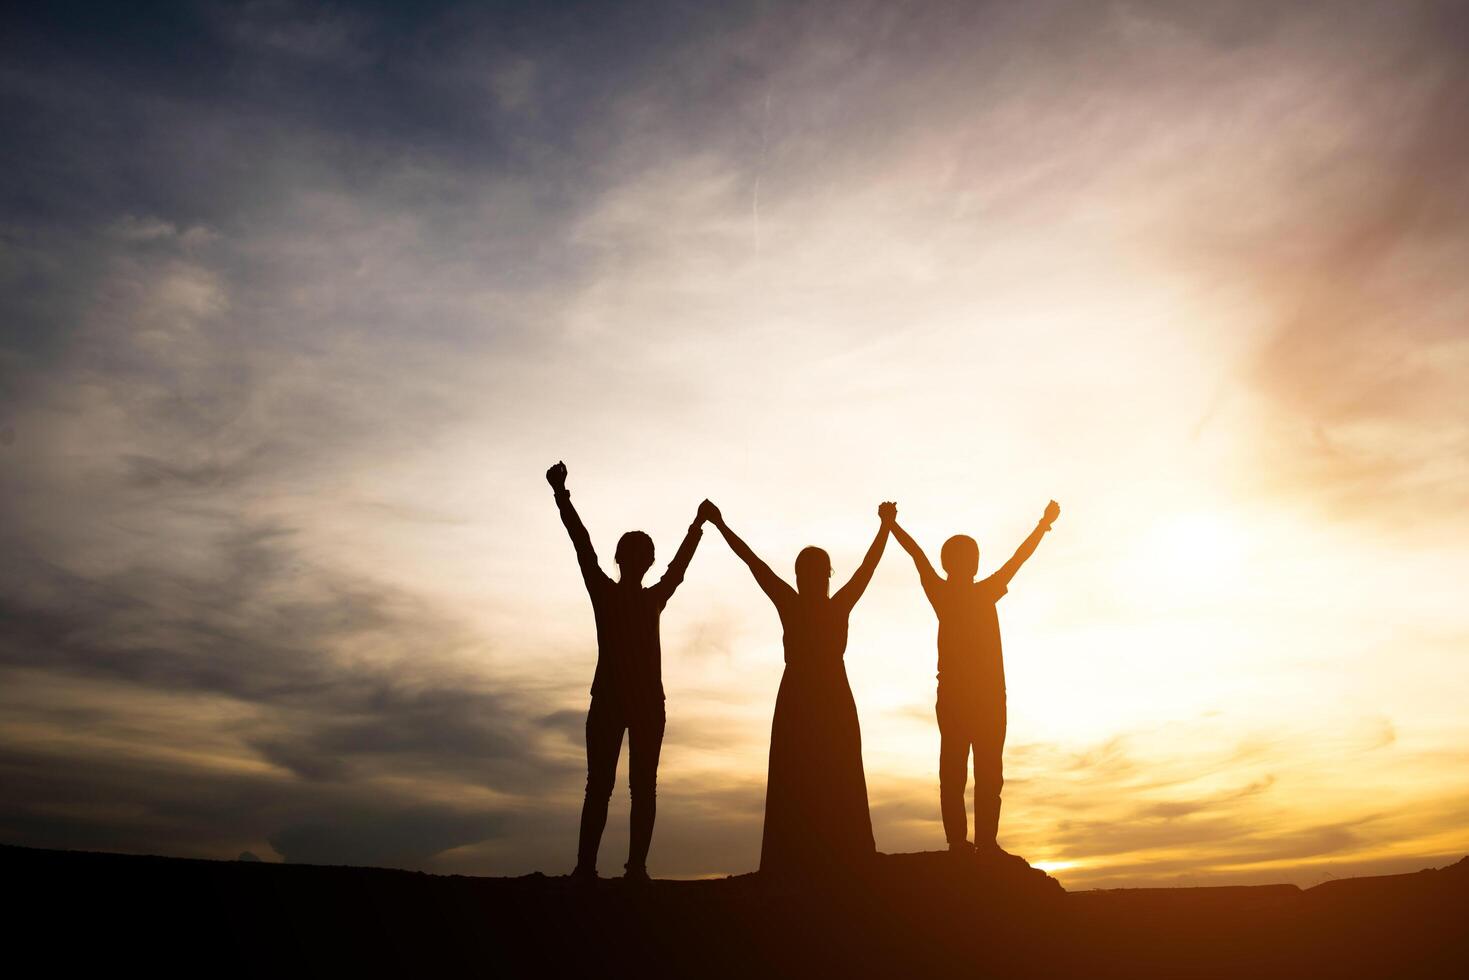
577, 697, 623, 872
626, 705, 666, 872
938, 728, 971, 844
936, 687, 970, 844
972, 700, 1007, 847
577, 697, 666, 873
937, 687, 1006, 847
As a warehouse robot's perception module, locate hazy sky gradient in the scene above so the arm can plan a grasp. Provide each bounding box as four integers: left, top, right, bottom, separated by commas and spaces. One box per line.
2, 0, 1467, 887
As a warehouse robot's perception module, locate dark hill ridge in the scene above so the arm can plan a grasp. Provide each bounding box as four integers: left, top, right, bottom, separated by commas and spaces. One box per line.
4, 843, 1465, 977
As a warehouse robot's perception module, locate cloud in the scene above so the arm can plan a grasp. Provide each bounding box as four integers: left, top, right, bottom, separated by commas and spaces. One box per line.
0, 512, 579, 759
269, 807, 504, 868
0, 473, 579, 864
996, 716, 1469, 889
0, 720, 519, 869
0, 1, 647, 872
1168, 1, 1469, 523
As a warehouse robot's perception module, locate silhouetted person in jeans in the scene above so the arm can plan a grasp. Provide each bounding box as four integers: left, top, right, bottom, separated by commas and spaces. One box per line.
889, 500, 1060, 854
546, 461, 704, 880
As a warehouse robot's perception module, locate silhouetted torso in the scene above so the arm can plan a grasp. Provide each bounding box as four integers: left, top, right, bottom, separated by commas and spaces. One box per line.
582, 572, 682, 712
776, 593, 849, 671
554, 488, 694, 713
927, 574, 1009, 699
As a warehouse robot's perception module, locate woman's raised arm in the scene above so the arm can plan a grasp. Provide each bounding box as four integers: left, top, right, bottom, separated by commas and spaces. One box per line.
702, 499, 795, 607
834, 501, 895, 611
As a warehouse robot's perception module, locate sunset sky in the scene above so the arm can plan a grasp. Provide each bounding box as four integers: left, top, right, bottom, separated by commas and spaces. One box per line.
2, 0, 1467, 889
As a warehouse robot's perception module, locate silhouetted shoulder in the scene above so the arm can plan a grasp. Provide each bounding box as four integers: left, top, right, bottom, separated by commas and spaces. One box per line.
978, 574, 1009, 602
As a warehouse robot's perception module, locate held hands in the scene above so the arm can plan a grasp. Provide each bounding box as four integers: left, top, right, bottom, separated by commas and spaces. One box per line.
545, 461, 568, 491
1041, 499, 1060, 529
698, 499, 722, 527
878, 501, 897, 526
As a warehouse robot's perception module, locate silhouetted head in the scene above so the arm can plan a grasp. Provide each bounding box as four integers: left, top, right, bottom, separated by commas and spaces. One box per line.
615, 530, 655, 583
940, 534, 979, 581
794, 546, 832, 597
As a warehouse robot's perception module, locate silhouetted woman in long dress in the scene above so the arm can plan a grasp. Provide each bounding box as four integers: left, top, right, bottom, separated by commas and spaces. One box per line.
701, 499, 894, 876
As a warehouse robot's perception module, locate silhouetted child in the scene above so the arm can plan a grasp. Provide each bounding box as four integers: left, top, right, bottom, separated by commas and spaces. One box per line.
889, 500, 1060, 854
546, 461, 705, 880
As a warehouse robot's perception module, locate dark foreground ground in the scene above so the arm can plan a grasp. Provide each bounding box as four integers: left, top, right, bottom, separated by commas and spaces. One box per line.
5, 843, 1466, 977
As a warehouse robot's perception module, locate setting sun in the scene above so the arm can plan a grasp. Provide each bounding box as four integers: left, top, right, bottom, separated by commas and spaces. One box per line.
1135, 511, 1250, 593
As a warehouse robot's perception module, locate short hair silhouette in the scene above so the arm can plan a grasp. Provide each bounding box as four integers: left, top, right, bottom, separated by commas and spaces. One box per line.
940, 534, 979, 580
794, 546, 832, 596
615, 530, 655, 579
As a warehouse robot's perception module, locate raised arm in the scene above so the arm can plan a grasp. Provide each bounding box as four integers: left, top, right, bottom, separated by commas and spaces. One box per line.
701, 500, 795, 607
889, 518, 943, 606
993, 500, 1060, 589
833, 501, 896, 611
546, 461, 606, 588
648, 511, 705, 606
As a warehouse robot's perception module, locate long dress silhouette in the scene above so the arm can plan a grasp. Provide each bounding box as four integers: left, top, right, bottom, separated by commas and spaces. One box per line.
703, 500, 893, 876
